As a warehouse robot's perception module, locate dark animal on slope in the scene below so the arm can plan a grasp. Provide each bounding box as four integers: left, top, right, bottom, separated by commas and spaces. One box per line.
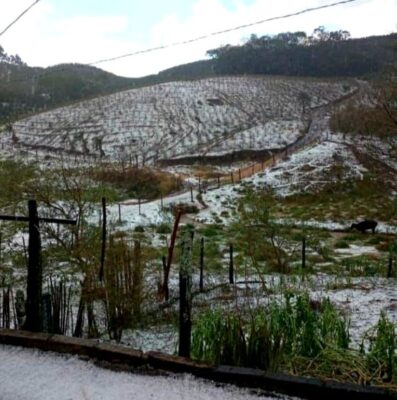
350, 220, 378, 234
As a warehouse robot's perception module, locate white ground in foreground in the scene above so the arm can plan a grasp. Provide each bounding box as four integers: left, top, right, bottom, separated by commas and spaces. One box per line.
0, 345, 297, 400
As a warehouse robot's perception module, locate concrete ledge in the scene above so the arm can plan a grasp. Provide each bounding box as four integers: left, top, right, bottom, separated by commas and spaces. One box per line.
0, 329, 96, 357
0, 329, 145, 367
1, 329, 396, 400
146, 351, 212, 376
212, 365, 396, 400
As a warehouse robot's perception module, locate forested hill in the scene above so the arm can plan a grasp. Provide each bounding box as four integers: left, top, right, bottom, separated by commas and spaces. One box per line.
0, 52, 147, 122
0, 30, 396, 123
206, 29, 397, 77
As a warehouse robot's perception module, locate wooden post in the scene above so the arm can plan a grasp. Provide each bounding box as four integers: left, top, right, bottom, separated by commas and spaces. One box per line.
229, 244, 234, 284
387, 255, 393, 278
199, 237, 204, 292
162, 210, 182, 301
99, 197, 107, 282
118, 204, 121, 224
302, 237, 306, 270
2, 287, 10, 329
132, 240, 142, 318
178, 232, 193, 358
190, 186, 194, 202
138, 198, 141, 215
198, 176, 201, 194
230, 172, 234, 185
0, 201, 77, 333
41, 293, 52, 333
162, 255, 167, 280
25, 199, 42, 332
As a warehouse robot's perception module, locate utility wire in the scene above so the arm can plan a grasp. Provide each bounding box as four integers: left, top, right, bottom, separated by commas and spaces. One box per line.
88, 0, 360, 66
0, 0, 41, 37
2, 0, 360, 86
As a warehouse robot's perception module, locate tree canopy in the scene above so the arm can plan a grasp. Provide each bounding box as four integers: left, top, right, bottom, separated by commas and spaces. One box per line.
207, 28, 396, 77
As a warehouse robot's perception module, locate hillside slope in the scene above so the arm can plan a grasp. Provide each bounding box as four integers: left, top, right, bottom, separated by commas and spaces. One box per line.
1, 76, 356, 164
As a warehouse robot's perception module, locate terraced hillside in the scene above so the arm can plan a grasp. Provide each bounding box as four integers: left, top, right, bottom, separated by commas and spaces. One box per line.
1, 76, 355, 164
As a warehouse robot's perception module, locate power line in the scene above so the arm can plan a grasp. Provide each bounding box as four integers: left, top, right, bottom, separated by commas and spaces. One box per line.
2, 0, 360, 86
88, 0, 360, 66
0, 0, 41, 37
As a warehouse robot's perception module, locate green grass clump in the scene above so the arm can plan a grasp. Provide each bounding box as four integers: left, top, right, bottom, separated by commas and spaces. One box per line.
191, 293, 349, 370
199, 224, 223, 238
335, 239, 350, 249
363, 312, 397, 383
342, 256, 385, 277
155, 223, 172, 234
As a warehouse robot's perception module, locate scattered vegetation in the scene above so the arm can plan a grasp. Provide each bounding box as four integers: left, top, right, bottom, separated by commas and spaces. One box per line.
92, 166, 183, 200
192, 293, 349, 370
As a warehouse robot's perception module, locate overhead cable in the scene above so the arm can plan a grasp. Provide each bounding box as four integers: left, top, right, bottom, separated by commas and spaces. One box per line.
0, 0, 41, 37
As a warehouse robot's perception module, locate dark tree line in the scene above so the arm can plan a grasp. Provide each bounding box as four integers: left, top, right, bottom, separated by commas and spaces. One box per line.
1, 30, 396, 123
207, 28, 397, 77
0, 45, 25, 66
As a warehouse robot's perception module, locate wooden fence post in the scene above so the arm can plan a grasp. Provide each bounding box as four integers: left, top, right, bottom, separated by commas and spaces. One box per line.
387, 255, 393, 278
118, 204, 121, 223
178, 232, 193, 358
132, 240, 143, 318
190, 186, 194, 202
229, 244, 234, 284
25, 199, 42, 332
302, 237, 306, 270
99, 197, 107, 282
199, 237, 204, 292
162, 210, 182, 302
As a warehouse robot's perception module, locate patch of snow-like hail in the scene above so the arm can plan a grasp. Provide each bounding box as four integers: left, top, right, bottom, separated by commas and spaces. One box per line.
0, 345, 298, 400
2, 76, 354, 163
252, 138, 366, 196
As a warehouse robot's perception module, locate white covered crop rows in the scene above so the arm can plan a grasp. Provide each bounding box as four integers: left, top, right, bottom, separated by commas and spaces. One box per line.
5, 76, 353, 163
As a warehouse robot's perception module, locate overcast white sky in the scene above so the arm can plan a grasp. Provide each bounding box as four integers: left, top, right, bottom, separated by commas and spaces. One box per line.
0, 0, 396, 78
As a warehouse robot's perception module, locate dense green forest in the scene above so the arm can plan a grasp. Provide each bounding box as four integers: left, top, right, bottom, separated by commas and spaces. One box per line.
0, 28, 396, 123
207, 27, 397, 77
